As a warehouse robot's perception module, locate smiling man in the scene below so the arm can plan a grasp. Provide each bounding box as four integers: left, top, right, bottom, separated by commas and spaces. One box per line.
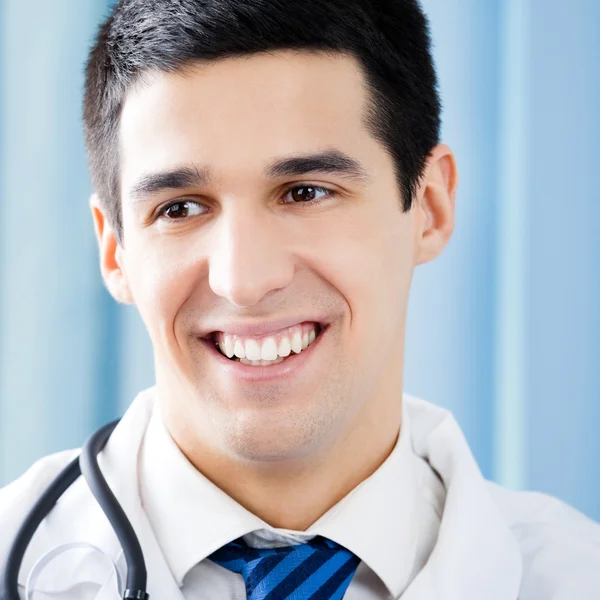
110, 48, 442, 533
1, 1, 599, 599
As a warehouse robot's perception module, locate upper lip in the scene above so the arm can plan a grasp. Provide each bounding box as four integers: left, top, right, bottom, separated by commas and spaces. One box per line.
198, 317, 328, 339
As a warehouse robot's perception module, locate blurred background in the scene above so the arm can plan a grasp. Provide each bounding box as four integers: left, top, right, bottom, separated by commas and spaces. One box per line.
0, 0, 598, 521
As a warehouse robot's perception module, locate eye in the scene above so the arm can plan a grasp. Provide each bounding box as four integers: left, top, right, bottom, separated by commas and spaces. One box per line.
281, 184, 336, 206
157, 200, 206, 221
156, 185, 335, 223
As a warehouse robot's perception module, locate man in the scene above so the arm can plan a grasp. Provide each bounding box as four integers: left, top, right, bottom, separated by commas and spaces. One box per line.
1, 0, 599, 598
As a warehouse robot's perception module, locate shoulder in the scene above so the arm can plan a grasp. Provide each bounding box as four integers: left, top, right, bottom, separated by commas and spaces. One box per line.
0, 449, 80, 512
487, 481, 600, 599
0, 449, 79, 563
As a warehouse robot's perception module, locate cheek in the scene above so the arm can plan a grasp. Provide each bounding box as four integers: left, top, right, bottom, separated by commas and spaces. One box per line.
304, 210, 412, 352
124, 240, 200, 345
323, 211, 410, 296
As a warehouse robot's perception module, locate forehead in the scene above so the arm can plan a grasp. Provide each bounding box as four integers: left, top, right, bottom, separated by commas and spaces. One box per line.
118, 50, 377, 191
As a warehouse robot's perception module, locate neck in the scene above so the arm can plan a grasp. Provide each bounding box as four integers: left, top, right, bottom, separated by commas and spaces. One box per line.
166, 394, 402, 531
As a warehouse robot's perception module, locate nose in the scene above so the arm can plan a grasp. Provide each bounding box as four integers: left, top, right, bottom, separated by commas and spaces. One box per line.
208, 206, 295, 307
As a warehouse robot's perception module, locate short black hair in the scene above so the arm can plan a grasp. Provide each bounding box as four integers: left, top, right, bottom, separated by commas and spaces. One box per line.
83, 0, 441, 246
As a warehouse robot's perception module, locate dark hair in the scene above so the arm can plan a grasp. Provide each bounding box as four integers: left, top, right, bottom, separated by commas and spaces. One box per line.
83, 0, 441, 246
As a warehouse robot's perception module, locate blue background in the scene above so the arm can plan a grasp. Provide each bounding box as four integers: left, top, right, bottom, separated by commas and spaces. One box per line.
0, 0, 598, 521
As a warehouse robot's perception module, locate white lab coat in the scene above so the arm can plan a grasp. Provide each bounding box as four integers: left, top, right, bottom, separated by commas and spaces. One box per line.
0, 387, 599, 599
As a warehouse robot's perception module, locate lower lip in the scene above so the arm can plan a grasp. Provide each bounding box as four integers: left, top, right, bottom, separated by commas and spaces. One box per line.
199, 325, 328, 383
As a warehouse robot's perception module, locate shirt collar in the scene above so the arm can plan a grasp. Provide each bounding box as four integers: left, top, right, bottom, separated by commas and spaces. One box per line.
139, 393, 423, 598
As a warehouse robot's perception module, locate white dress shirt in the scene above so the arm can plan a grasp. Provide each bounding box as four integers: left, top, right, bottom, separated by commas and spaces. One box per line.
1, 385, 599, 599
138, 399, 446, 599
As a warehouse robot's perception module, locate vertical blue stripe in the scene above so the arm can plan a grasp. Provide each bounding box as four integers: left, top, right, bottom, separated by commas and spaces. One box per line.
526, 0, 600, 520
407, 0, 502, 479
93, 290, 122, 427
493, 0, 530, 490
0, 0, 115, 484
0, 2, 6, 429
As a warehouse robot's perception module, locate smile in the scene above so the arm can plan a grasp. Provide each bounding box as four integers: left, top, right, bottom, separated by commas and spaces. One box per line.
213, 322, 322, 366
199, 322, 328, 383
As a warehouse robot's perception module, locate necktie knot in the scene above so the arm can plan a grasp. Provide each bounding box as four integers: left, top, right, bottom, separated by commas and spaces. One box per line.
208, 535, 361, 599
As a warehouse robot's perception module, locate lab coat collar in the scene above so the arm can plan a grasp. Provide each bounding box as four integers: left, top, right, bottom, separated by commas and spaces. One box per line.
401, 395, 523, 600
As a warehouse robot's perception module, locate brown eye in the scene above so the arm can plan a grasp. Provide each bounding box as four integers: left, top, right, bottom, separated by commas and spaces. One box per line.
159, 200, 205, 220
282, 185, 333, 206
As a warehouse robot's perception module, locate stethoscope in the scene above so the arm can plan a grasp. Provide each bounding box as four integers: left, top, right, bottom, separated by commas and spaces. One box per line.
0, 420, 150, 600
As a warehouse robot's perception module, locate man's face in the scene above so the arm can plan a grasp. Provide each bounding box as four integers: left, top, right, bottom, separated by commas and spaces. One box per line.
100, 50, 448, 464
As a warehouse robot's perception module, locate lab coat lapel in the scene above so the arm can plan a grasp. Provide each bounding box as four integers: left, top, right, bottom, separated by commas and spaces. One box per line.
400, 396, 523, 600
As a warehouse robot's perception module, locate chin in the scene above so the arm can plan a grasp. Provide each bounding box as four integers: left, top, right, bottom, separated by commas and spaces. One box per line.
218, 417, 322, 464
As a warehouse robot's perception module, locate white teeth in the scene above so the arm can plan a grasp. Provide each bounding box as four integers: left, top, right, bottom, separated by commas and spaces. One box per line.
245, 339, 261, 361
233, 339, 246, 359
261, 337, 278, 361
240, 357, 285, 366
301, 331, 309, 350
291, 331, 303, 354
223, 336, 235, 359
277, 337, 291, 357
215, 323, 322, 364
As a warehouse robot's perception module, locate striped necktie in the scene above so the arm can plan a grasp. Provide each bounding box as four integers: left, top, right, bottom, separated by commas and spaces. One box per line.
208, 534, 361, 599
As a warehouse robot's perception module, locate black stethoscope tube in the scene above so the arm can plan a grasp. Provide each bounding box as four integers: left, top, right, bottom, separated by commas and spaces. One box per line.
79, 420, 149, 599
1, 455, 81, 600
0, 419, 149, 600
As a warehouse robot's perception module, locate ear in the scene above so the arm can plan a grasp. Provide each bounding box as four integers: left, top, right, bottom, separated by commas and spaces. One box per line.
89, 194, 134, 304
413, 143, 458, 266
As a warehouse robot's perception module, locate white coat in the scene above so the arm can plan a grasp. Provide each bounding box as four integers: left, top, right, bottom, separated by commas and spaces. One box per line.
1, 387, 599, 599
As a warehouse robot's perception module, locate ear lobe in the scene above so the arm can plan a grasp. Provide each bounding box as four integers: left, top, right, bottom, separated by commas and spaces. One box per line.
89, 193, 134, 305
414, 144, 458, 266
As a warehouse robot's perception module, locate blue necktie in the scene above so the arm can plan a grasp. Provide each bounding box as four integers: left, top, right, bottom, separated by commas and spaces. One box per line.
208, 534, 361, 599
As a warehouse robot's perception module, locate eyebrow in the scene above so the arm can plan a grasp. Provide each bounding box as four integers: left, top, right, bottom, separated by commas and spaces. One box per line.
128, 149, 372, 203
